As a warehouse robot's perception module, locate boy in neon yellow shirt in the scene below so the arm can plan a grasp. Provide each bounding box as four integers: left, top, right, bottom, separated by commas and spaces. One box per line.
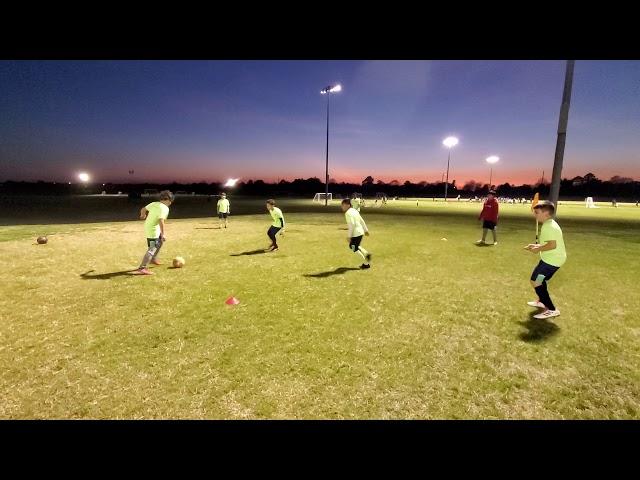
265, 199, 285, 252
341, 198, 372, 269
133, 190, 174, 275
217, 192, 231, 229
524, 200, 567, 319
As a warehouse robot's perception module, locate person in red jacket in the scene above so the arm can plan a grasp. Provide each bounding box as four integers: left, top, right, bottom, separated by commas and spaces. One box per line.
476, 190, 499, 245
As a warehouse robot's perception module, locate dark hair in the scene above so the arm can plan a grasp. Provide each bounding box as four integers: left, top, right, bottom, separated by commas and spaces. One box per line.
266, 199, 276, 206
488, 190, 496, 196
533, 200, 555, 214
341, 199, 352, 206
159, 190, 174, 202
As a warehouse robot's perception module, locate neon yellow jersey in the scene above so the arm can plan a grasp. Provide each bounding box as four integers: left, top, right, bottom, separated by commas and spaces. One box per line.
270, 207, 285, 228
217, 198, 230, 213
144, 202, 169, 238
539, 219, 567, 267
345, 207, 368, 237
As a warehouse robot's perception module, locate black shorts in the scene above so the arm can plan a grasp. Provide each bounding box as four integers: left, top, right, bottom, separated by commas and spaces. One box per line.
482, 220, 497, 230
530, 260, 560, 285
267, 226, 281, 238
349, 235, 363, 252
218, 212, 228, 219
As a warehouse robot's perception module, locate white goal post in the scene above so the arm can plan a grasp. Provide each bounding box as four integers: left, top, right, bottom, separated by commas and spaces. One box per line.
313, 192, 333, 202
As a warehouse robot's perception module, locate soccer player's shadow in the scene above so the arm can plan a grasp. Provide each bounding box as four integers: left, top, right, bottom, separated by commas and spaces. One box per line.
517, 313, 560, 342
303, 267, 360, 278
80, 269, 138, 280
229, 249, 267, 256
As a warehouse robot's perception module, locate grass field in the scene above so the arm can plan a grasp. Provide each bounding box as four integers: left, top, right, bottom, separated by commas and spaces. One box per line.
1, 197, 639, 419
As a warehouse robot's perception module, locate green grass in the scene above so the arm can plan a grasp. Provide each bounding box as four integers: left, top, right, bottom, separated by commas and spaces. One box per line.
1, 198, 639, 418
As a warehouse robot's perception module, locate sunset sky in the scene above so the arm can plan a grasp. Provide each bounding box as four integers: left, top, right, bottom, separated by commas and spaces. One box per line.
1, 60, 639, 185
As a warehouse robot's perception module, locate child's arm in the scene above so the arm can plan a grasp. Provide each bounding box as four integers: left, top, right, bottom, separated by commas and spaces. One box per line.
360, 217, 370, 236
159, 218, 166, 240
140, 207, 148, 220
525, 240, 556, 253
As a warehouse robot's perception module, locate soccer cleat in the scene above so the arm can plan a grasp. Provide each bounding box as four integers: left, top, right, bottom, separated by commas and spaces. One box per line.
475, 240, 485, 245
150, 259, 162, 265
533, 309, 560, 319
132, 267, 154, 275
527, 300, 546, 308
360, 263, 371, 269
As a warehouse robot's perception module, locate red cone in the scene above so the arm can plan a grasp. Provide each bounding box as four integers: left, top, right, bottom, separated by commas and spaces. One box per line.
225, 296, 240, 305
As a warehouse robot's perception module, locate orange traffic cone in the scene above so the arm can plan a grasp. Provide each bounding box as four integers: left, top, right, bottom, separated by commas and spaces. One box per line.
225, 296, 240, 305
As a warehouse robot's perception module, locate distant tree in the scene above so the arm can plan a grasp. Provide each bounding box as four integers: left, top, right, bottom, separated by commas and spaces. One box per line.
362, 176, 374, 185
610, 175, 634, 184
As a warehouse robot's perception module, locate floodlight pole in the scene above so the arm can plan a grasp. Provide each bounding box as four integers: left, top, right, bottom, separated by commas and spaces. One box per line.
549, 60, 575, 216
325, 90, 330, 206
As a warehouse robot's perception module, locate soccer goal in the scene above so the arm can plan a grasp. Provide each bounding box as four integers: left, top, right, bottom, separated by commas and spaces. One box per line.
585, 196, 598, 208
313, 193, 333, 203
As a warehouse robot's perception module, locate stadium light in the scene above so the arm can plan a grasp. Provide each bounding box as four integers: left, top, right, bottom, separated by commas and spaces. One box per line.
320, 83, 342, 206
442, 136, 459, 201
486, 155, 499, 189
224, 178, 239, 188
78, 172, 90, 183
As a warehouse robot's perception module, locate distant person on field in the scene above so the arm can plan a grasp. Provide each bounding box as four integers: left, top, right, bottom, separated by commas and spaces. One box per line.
265, 199, 285, 252
341, 199, 372, 269
217, 192, 231, 228
476, 190, 499, 246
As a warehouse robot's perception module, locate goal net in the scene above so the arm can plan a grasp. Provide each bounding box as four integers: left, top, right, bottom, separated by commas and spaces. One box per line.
313, 193, 333, 202
585, 196, 598, 208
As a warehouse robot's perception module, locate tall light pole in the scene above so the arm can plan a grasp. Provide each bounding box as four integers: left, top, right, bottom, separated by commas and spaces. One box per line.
549, 60, 575, 215
320, 84, 342, 206
442, 136, 459, 201
486, 155, 500, 191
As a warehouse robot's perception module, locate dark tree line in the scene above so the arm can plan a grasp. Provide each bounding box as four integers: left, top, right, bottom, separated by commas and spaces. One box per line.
1, 173, 638, 200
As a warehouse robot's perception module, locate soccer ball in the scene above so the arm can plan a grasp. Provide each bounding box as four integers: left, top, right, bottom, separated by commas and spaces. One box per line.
37, 236, 48, 244
172, 256, 185, 268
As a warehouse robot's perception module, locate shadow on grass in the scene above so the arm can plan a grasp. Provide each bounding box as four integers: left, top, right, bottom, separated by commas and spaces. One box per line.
230, 249, 267, 256
80, 269, 137, 280
517, 313, 560, 342
195, 227, 219, 230
303, 267, 360, 278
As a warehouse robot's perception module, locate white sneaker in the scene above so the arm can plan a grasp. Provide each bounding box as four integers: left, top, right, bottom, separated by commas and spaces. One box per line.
527, 301, 546, 308
492, 241, 498, 245
475, 240, 485, 245
533, 309, 560, 319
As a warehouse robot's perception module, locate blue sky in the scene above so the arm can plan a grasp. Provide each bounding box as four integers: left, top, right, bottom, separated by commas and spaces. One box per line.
1, 60, 639, 184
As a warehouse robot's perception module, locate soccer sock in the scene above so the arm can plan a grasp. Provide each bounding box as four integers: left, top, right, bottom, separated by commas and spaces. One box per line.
357, 246, 370, 263
151, 243, 163, 261
482, 229, 488, 242
491, 229, 497, 243
139, 250, 154, 268
356, 250, 366, 262
534, 283, 556, 311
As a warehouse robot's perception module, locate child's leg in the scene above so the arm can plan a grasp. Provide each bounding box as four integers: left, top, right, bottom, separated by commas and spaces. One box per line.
267, 226, 280, 248
491, 226, 497, 243
530, 262, 559, 311
140, 238, 160, 268
533, 280, 555, 311
349, 236, 367, 263
481, 228, 488, 242
150, 236, 164, 261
